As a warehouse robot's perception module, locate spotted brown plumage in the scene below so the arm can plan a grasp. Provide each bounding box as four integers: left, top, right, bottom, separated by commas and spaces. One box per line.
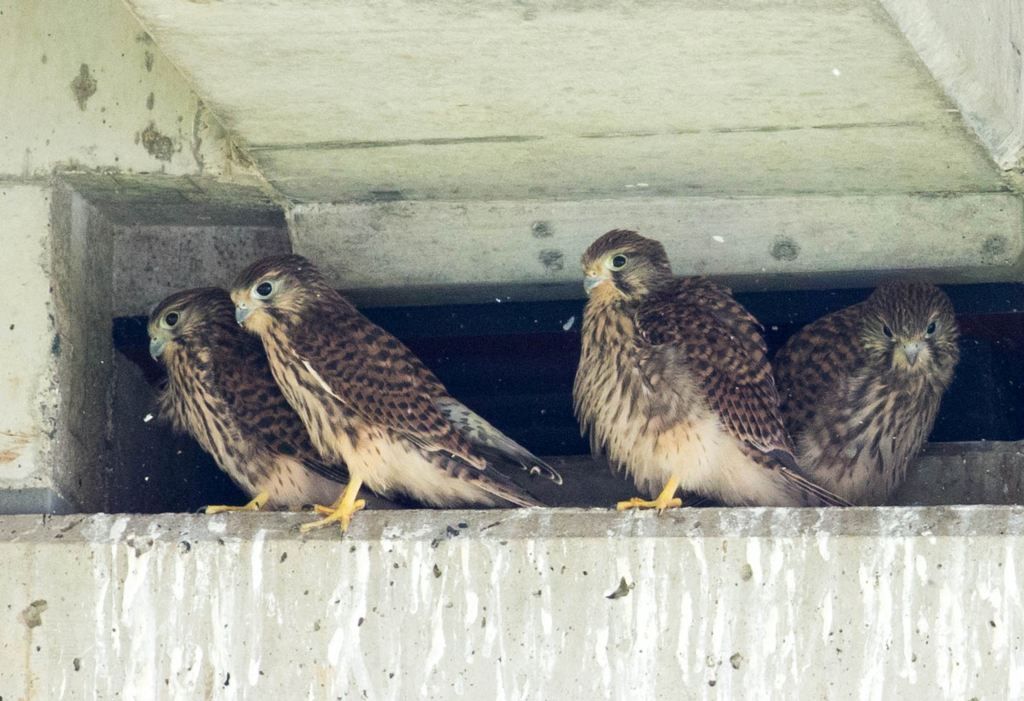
573, 229, 848, 510
773, 279, 960, 505
230, 254, 561, 531
148, 287, 355, 512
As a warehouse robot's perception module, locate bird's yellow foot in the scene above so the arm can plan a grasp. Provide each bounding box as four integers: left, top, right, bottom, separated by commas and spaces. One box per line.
615, 476, 682, 513
205, 491, 269, 514
616, 495, 683, 513
301, 499, 365, 532
301, 479, 365, 533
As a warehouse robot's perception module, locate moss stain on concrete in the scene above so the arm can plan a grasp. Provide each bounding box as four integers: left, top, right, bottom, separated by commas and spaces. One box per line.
141, 122, 175, 161
70, 64, 97, 110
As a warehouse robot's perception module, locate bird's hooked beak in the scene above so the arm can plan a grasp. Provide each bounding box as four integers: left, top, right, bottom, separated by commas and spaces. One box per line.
583, 271, 609, 295
149, 337, 167, 360
235, 304, 254, 326
902, 342, 923, 366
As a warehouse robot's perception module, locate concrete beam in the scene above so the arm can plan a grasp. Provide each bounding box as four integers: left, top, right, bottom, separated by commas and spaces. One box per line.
290, 192, 1024, 306
1, 506, 1022, 699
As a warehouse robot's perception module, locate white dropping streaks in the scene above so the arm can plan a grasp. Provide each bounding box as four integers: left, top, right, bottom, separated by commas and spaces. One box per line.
675, 589, 694, 684
247, 529, 267, 687
251, 529, 266, 596
594, 626, 612, 693
816, 532, 830, 561
745, 539, 763, 585
1005, 544, 1023, 697
934, 537, 970, 698
901, 539, 917, 685
820, 593, 833, 644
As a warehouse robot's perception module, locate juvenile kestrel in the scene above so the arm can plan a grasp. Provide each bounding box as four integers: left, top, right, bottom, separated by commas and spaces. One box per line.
573, 230, 848, 510
230, 255, 561, 531
149, 288, 355, 512
773, 279, 960, 505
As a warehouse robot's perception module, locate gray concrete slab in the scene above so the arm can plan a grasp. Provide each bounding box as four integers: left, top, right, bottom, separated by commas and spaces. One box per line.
1, 506, 1022, 699
290, 193, 1024, 306
123, 0, 1009, 202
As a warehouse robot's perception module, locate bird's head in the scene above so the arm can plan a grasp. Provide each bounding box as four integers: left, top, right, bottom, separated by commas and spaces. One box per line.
230, 254, 327, 334
579, 229, 673, 303
860, 279, 960, 377
148, 287, 235, 363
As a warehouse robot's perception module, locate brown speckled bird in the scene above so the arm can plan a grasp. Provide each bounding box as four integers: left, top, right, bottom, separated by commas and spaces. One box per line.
230, 254, 561, 531
773, 279, 960, 505
573, 230, 848, 510
149, 288, 355, 512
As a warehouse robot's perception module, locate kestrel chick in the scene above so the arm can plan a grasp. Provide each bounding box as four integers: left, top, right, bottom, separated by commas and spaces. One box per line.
230, 255, 561, 531
573, 229, 848, 510
149, 288, 355, 512
773, 279, 960, 505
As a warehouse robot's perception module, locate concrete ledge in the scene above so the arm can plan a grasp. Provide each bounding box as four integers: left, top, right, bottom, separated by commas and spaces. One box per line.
1, 507, 1022, 699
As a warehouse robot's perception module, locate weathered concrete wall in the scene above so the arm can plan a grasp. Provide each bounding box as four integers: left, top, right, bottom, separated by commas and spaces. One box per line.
0, 186, 59, 493
48, 182, 118, 512
0, 173, 287, 513
0, 507, 1021, 700
0, 0, 250, 179
0, 0, 267, 512
879, 0, 1024, 171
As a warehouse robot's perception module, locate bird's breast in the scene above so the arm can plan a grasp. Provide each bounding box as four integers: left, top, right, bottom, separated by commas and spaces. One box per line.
574, 305, 652, 461
259, 330, 365, 465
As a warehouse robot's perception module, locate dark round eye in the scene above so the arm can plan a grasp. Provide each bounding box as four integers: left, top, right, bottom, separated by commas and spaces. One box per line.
254, 281, 274, 298
926, 321, 937, 336
611, 255, 627, 270
164, 311, 179, 328
882, 325, 893, 339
